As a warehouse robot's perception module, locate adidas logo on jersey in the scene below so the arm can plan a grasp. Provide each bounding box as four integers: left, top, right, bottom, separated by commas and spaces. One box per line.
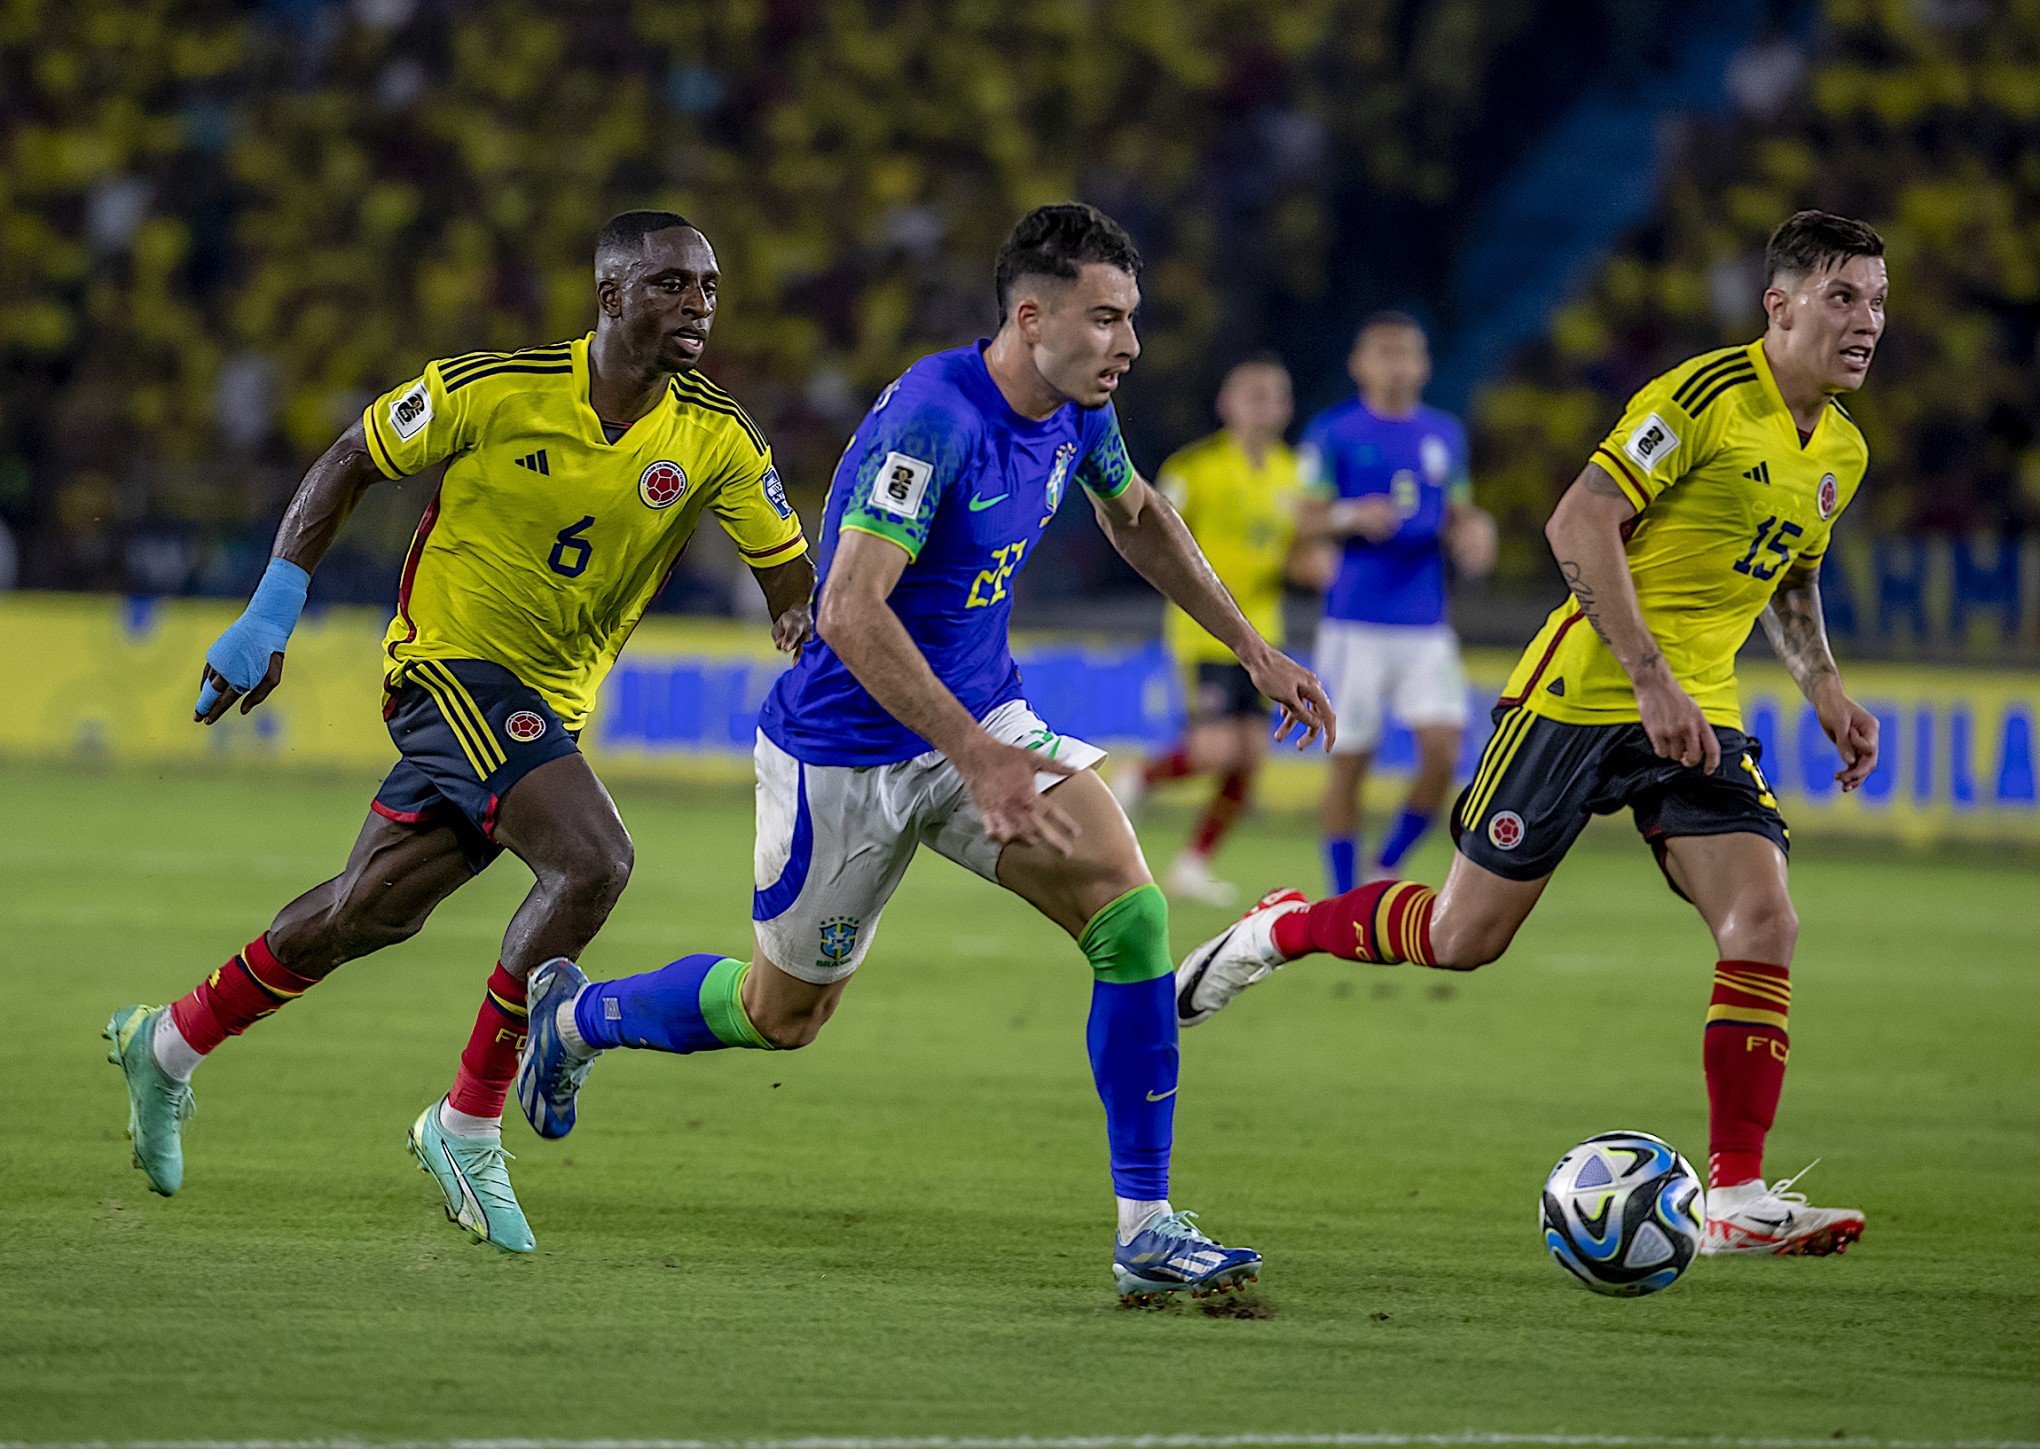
515, 450, 550, 475
1546, 678, 1566, 697
1743, 461, 1771, 485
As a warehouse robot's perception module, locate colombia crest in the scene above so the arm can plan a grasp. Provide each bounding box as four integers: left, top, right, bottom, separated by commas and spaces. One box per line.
639, 460, 687, 510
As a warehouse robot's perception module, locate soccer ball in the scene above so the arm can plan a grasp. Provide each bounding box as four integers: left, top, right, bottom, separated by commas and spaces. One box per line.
1540, 1130, 1704, 1296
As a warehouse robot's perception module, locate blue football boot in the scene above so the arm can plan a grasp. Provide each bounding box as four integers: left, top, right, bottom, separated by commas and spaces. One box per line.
518, 957, 594, 1140
1112, 1209, 1263, 1302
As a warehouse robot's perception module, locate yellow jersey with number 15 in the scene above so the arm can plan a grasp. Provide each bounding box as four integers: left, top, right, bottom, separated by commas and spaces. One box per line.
362, 333, 807, 732
1500, 338, 1867, 731
1157, 430, 1300, 665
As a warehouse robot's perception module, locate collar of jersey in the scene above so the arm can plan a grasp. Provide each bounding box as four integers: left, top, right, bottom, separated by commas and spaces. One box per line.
570, 332, 671, 449
1747, 337, 1832, 452
964, 339, 1074, 437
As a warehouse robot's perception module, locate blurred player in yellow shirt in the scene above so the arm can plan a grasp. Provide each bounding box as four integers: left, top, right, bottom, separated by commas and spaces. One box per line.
1113, 355, 1328, 904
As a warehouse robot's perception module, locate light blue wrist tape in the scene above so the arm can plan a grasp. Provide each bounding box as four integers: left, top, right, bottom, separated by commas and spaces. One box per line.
248, 557, 311, 631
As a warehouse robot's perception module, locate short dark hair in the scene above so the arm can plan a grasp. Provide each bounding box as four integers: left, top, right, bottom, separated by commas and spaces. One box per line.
595, 209, 697, 269
1765, 210, 1884, 285
994, 204, 1142, 323
1354, 310, 1424, 347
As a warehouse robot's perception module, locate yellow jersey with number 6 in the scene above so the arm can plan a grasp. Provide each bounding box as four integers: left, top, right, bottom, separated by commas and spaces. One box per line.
363, 333, 807, 731
1500, 339, 1867, 730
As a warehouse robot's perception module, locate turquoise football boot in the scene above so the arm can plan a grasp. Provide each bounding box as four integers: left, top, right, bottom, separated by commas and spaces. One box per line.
104, 1006, 195, 1197
406, 1103, 535, 1254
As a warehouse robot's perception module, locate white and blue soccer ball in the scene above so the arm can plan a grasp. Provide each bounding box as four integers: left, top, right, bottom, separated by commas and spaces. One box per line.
1540, 1130, 1704, 1296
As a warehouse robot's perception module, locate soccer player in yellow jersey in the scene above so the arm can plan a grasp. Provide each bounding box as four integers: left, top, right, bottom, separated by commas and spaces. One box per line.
104, 212, 813, 1253
1113, 355, 1321, 905
1180, 211, 1887, 1257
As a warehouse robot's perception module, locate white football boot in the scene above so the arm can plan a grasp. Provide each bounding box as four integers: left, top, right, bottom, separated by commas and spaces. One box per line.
1165, 852, 1240, 908
1174, 888, 1307, 1026
1701, 1161, 1865, 1257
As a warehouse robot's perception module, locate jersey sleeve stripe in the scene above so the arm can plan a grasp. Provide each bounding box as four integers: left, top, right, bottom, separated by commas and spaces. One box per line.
1591, 447, 1651, 510
1687, 368, 1758, 416
670, 377, 767, 454
443, 361, 575, 393
842, 517, 922, 559
737, 534, 806, 563
439, 344, 574, 385
1670, 350, 1753, 409
363, 407, 404, 479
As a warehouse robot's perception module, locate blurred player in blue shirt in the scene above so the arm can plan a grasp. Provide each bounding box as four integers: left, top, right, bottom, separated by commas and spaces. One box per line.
1299, 313, 1496, 893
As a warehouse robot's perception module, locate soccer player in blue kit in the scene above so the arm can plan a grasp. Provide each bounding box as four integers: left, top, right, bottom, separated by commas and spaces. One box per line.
517, 204, 1334, 1299
1300, 313, 1496, 893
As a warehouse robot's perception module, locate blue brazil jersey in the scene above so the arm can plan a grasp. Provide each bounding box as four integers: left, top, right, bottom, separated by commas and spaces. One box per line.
758, 341, 1134, 766
1299, 398, 1470, 627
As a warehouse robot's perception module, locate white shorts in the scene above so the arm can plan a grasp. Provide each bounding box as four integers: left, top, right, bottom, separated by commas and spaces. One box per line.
751, 699, 1106, 985
1314, 620, 1470, 755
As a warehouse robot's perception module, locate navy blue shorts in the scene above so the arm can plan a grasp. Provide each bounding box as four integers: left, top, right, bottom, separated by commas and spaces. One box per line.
1451, 705, 1789, 893
373, 658, 580, 873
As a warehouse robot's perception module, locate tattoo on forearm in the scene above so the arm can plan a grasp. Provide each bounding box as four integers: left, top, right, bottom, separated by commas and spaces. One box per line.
1761, 574, 1839, 698
1559, 557, 1660, 675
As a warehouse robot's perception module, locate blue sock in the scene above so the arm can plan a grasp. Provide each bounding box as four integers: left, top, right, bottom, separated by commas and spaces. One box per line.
1375, 808, 1434, 873
1087, 975, 1177, 1201
1325, 834, 1359, 895
572, 952, 769, 1053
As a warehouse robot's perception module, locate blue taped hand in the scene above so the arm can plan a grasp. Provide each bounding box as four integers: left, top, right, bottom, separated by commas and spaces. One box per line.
195, 558, 310, 721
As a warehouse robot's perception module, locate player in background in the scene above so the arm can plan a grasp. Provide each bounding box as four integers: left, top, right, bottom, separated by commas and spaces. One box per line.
1300, 314, 1496, 894
1111, 354, 1328, 906
1178, 211, 1886, 1257
517, 205, 1334, 1300
103, 212, 813, 1253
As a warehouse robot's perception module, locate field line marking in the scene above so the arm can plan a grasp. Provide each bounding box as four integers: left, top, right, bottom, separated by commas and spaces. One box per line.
6, 1436, 2038, 1449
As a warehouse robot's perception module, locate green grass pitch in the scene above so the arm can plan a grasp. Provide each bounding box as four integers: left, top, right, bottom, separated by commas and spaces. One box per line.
3, 761, 2035, 1441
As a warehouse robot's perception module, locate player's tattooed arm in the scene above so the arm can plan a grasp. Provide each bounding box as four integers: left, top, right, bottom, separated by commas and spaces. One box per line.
1760, 564, 1840, 699
1547, 462, 1719, 772
1094, 475, 1334, 750
1764, 562, 1879, 791
271, 418, 397, 572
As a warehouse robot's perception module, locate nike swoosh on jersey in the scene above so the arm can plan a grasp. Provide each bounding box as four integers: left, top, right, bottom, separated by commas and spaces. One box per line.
968, 492, 1008, 511
1145, 1087, 1178, 1102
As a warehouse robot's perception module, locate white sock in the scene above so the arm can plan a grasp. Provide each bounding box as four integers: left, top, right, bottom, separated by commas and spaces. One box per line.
556, 992, 597, 1059
1117, 1196, 1171, 1243
436, 1097, 501, 1143
150, 1012, 204, 1082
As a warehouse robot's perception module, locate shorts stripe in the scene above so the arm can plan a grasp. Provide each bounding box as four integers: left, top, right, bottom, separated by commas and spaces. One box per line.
423, 662, 508, 774
413, 671, 496, 780
414, 664, 506, 778
1462, 708, 1532, 828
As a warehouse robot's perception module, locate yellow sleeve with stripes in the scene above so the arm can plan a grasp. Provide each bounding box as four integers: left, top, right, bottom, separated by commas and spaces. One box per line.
1588, 352, 1741, 511
361, 360, 480, 480
708, 440, 807, 569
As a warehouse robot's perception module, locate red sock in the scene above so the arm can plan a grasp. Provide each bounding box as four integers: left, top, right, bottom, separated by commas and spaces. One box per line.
1270, 881, 1437, 966
1704, 959, 1791, 1188
447, 965, 529, 1121
168, 934, 324, 1054
1188, 769, 1253, 858
1142, 745, 1197, 787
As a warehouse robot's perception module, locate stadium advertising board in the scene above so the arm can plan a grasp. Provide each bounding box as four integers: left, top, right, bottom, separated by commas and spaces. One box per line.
3, 593, 2032, 845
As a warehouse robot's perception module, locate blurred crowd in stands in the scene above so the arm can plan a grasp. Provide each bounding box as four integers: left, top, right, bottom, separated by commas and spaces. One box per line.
2, 0, 2032, 609
1474, 0, 2039, 580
